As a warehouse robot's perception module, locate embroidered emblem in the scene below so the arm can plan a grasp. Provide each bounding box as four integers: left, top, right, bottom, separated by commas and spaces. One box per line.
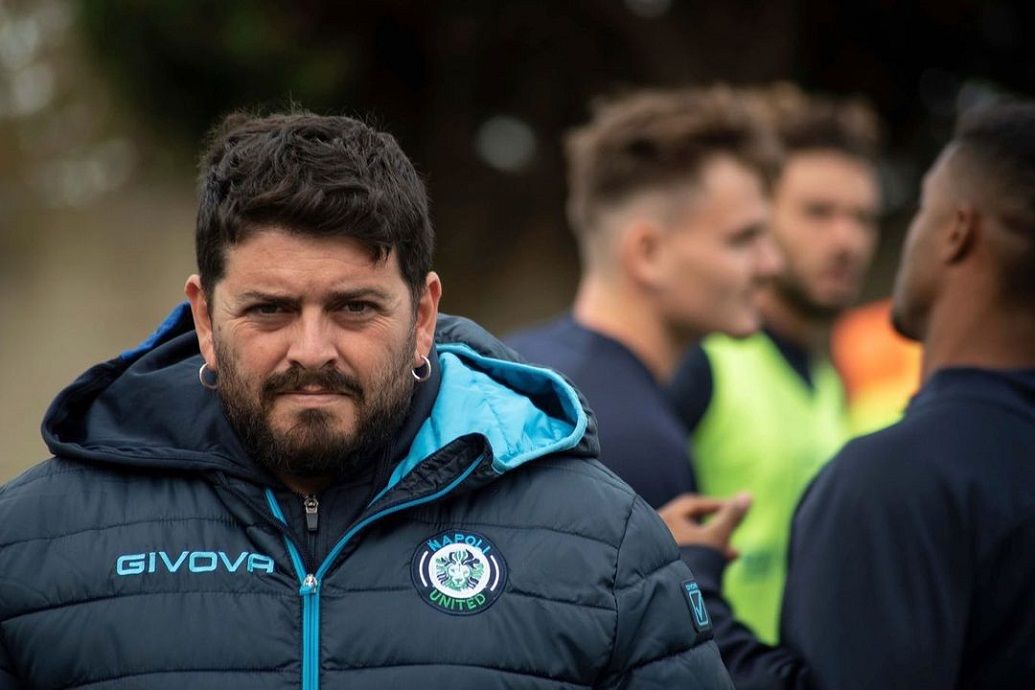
682, 579, 713, 634
412, 530, 507, 616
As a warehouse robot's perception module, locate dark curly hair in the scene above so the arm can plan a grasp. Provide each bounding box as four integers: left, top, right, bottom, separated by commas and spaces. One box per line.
195, 110, 433, 301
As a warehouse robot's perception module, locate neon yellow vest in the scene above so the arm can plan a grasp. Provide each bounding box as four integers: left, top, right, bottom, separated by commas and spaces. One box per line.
693, 333, 848, 643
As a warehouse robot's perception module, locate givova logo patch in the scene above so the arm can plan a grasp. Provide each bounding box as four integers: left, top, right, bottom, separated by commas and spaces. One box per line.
682, 579, 713, 634
411, 530, 507, 616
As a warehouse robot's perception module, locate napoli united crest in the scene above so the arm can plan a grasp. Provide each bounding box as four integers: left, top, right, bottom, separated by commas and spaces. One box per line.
411, 530, 507, 616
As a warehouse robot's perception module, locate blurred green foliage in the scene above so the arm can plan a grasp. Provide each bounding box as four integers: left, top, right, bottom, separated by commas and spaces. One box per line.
76, 1, 361, 145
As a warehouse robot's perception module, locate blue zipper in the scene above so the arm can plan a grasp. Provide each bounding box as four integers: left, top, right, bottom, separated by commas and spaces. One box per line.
265, 491, 319, 690
264, 454, 484, 690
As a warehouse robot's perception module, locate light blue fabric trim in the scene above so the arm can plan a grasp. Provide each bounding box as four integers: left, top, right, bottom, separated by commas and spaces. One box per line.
119, 301, 192, 361
264, 489, 306, 584
374, 343, 587, 502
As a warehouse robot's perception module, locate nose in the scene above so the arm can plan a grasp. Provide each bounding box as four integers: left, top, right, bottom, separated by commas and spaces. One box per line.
756, 232, 785, 280
831, 212, 876, 257
285, 309, 338, 370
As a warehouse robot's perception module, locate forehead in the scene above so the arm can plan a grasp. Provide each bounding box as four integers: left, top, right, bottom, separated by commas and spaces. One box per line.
777, 150, 879, 205
218, 228, 404, 295
682, 155, 768, 222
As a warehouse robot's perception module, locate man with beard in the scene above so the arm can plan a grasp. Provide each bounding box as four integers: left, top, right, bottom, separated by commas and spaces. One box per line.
0, 112, 734, 689
669, 84, 882, 643
681, 100, 1035, 690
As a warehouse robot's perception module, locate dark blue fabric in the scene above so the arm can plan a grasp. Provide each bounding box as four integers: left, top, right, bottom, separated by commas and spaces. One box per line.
0, 311, 733, 690
762, 328, 813, 390
506, 314, 698, 509
682, 367, 1035, 689
118, 301, 193, 362
668, 344, 714, 431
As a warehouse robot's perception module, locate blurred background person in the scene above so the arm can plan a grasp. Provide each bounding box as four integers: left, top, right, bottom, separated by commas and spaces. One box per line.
506, 87, 779, 547
669, 84, 883, 642
685, 99, 1035, 690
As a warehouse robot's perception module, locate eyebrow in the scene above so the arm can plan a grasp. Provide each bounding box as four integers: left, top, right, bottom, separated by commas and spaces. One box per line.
237, 287, 394, 304
733, 222, 766, 238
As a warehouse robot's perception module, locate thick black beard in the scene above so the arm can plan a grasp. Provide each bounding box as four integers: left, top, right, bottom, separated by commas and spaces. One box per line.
224, 386, 412, 479
215, 340, 415, 480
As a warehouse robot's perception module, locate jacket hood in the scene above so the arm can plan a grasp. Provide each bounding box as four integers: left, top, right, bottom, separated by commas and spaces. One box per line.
42, 304, 597, 483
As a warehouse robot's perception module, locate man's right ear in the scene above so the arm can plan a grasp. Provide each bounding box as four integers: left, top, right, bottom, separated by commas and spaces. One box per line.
620, 220, 666, 290
942, 206, 978, 264
184, 275, 216, 368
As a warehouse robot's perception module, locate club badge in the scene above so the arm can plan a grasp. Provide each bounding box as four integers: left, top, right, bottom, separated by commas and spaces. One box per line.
411, 530, 507, 616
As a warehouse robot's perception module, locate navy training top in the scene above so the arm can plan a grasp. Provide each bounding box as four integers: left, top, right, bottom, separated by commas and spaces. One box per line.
506, 314, 697, 508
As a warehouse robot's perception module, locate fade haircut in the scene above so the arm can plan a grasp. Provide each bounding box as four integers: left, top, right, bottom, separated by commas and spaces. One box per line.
195, 110, 433, 301
747, 82, 881, 162
953, 101, 1035, 300
564, 86, 781, 243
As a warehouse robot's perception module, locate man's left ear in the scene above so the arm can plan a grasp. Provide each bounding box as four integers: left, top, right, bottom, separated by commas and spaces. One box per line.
944, 206, 978, 263
414, 272, 442, 362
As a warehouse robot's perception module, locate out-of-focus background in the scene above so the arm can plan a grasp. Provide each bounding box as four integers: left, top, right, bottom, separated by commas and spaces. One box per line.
2, 0, 1033, 480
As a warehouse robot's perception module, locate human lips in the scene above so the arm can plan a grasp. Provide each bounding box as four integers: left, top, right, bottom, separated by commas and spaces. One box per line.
824, 270, 856, 286
278, 386, 352, 405
279, 392, 348, 407
820, 263, 863, 288
263, 367, 364, 402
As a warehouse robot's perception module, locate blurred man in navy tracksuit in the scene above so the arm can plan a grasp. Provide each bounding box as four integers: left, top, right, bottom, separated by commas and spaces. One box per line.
682, 102, 1035, 689
507, 87, 778, 547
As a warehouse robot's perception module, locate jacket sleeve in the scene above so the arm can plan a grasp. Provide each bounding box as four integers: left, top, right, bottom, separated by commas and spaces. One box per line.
598, 496, 734, 689
680, 546, 814, 690
780, 434, 970, 690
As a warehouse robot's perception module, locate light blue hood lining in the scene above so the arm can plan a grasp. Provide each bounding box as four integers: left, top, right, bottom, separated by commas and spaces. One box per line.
379, 343, 587, 498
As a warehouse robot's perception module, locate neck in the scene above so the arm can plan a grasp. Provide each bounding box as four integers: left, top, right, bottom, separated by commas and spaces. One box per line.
921, 294, 1035, 380
572, 273, 695, 382
275, 471, 334, 496
758, 289, 832, 355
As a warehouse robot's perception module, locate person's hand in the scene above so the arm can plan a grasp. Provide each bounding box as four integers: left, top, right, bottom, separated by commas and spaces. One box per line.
656, 492, 752, 559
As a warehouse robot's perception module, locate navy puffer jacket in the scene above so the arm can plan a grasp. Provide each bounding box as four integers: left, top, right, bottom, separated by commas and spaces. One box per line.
0, 307, 732, 689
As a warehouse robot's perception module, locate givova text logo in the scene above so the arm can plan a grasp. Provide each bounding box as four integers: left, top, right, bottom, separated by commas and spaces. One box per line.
115, 550, 275, 576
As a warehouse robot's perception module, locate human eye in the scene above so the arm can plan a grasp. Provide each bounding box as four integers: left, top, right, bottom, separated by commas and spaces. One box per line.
728, 225, 762, 247
803, 202, 835, 220
340, 301, 374, 315
856, 210, 880, 229
246, 301, 291, 317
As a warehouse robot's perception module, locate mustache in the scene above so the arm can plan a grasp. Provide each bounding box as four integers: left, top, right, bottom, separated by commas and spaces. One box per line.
261, 366, 364, 401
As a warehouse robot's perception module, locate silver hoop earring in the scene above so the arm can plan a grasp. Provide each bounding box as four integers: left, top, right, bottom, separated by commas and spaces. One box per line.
412, 354, 432, 382
199, 362, 219, 390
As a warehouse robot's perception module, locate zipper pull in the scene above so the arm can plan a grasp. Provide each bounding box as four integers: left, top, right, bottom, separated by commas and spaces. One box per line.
303, 495, 319, 532
301, 573, 319, 595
